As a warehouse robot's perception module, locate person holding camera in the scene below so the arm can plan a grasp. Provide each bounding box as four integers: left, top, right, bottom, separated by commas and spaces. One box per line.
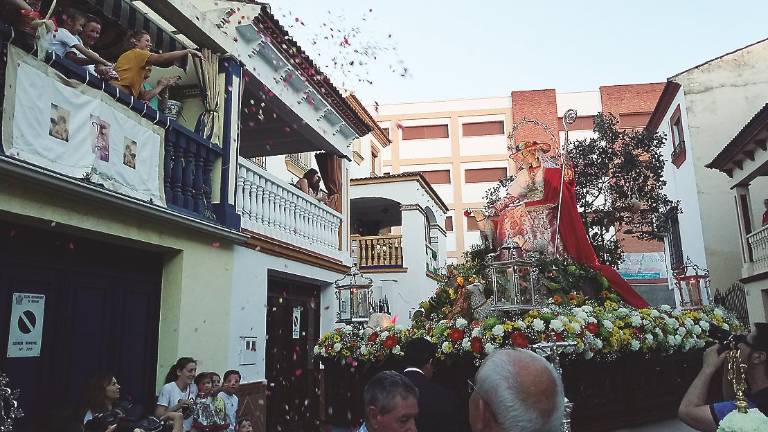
156, 357, 199, 432
679, 322, 768, 431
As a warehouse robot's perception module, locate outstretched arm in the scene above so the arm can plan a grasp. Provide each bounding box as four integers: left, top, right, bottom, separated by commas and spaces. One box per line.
70, 44, 111, 67
147, 49, 203, 67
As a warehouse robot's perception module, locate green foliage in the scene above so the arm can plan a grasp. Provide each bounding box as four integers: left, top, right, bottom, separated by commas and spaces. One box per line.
537, 255, 621, 306
570, 112, 676, 266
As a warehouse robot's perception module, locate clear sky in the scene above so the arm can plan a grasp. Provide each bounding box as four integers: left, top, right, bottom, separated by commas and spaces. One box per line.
271, 0, 767, 106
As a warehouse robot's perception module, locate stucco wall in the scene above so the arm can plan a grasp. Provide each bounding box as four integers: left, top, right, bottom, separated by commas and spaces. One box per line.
675, 39, 768, 292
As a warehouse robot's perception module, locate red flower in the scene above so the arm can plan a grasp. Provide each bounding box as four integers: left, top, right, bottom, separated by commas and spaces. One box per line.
383, 335, 398, 349
368, 332, 379, 343
586, 322, 599, 335
448, 328, 465, 343
510, 332, 529, 349
470, 337, 484, 354
554, 333, 564, 342
463, 210, 472, 217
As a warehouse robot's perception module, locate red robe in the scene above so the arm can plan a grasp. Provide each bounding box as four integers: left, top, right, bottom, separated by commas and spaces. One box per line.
524, 168, 650, 308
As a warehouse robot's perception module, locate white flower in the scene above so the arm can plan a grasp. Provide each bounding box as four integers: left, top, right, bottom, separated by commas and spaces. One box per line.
533, 318, 546, 332
722, 323, 730, 331
718, 407, 768, 431
456, 318, 468, 329
685, 318, 695, 329
667, 336, 678, 346
360, 346, 369, 355
675, 335, 683, 344
584, 350, 594, 359
581, 305, 593, 313
380, 331, 389, 339
660, 305, 672, 312
666, 318, 678, 329
462, 338, 471, 350
592, 339, 603, 349
650, 310, 660, 318
492, 324, 505, 336
441, 342, 453, 353
602, 320, 614, 331
645, 334, 654, 344
677, 327, 687, 336
617, 307, 629, 316
333, 343, 342, 352
575, 311, 589, 322
516, 320, 526, 330
630, 315, 642, 327
392, 345, 401, 355
484, 343, 496, 354
313, 345, 322, 355
550, 319, 564, 332
471, 327, 483, 338
699, 320, 710, 331
692, 325, 702, 335
714, 308, 724, 317
630, 340, 640, 351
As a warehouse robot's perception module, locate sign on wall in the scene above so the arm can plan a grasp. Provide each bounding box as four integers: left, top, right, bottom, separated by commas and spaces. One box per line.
2, 46, 165, 205
619, 252, 668, 280
7, 293, 45, 358
292, 306, 302, 339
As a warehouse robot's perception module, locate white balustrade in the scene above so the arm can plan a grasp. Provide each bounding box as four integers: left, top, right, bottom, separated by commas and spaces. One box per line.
747, 225, 768, 274
236, 159, 343, 257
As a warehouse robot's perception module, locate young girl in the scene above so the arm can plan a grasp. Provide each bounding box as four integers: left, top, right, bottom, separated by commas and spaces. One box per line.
191, 372, 228, 432
235, 417, 252, 432
156, 357, 198, 432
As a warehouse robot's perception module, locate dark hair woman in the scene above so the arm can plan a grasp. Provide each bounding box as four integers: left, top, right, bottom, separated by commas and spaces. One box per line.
82, 373, 121, 424
156, 357, 198, 431
296, 168, 326, 202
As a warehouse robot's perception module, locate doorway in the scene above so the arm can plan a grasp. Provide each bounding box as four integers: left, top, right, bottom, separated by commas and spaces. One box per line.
265, 276, 322, 431
0, 221, 162, 431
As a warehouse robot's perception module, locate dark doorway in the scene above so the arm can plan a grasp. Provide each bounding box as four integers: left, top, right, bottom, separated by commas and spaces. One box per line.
0, 220, 162, 431
265, 276, 322, 432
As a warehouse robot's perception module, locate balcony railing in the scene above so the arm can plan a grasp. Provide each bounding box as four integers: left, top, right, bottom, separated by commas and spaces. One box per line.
237, 158, 343, 257
352, 235, 403, 268
747, 225, 768, 274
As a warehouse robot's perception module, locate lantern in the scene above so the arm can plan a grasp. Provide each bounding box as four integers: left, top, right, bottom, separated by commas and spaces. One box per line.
334, 266, 374, 324
673, 258, 711, 309
488, 252, 540, 313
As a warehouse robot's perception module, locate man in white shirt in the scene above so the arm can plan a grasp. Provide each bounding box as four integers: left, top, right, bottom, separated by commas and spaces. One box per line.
219, 369, 241, 432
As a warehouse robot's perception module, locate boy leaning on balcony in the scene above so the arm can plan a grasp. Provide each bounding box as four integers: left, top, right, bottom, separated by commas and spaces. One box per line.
44, 8, 112, 70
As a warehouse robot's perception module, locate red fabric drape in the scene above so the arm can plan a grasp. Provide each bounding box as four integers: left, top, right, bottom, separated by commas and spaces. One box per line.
538, 168, 649, 308
315, 152, 342, 213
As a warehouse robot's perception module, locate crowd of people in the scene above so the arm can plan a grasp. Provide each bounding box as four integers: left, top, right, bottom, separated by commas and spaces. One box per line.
2, 2, 201, 109
82, 357, 252, 432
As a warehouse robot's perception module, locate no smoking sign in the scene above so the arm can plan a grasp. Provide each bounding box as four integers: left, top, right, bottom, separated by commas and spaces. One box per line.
7, 293, 45, 358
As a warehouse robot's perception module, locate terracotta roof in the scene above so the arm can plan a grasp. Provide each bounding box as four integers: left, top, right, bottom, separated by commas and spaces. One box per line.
707, 103, 768, 172
351, 172, 449, 213
344, 93, 391, 147
253, 9, 372, 138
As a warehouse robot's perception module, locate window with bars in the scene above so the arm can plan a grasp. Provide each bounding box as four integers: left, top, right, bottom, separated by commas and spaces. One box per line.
249, 157, 267, 169
286, 153, 312, 171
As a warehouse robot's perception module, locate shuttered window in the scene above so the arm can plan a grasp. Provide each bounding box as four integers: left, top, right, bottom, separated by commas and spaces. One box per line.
445, 216, 453, 232
420, 170, 451, 185
464, 167, 507, 183
402, 125, 449, 140
462, 121, 504, 137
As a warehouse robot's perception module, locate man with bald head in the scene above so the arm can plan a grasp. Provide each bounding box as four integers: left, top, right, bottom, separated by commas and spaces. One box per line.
468, 349, 564, 432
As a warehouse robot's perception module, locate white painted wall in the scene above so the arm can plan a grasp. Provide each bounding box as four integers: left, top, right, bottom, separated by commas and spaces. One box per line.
555, 91, 602, 117
229, 246, 344, 383
374, 96, 511, 116
670, 39, 768, 293
459, 114, 508, 156
393, 162, 454, 204
460, 161, 508, 203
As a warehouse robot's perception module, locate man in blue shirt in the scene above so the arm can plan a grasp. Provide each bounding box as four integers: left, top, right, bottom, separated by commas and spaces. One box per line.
679, 322, 768, 431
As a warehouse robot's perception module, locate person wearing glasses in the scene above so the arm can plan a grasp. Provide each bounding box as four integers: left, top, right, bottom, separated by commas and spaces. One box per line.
401, 337, 463, 432
468, 349, 564, 432
679, 323, 768, 431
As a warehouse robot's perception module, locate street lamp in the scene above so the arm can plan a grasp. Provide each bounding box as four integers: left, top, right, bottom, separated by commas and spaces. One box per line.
334, 266, 374, 324
673, 257, 711, 309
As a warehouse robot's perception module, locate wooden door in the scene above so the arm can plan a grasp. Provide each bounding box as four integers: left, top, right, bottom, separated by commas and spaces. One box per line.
0, 221, 162, 431
265, 277, 321, 432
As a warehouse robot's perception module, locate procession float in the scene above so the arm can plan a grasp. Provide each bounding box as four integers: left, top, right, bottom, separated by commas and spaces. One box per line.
315, 112, 743, 431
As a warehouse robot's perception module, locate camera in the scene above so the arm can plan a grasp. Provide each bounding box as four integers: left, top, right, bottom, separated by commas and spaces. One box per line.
708, 324, 747, 354
84, 404, 174, 432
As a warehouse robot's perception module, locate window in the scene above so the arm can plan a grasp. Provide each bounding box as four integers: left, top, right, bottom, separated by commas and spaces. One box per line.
464, 167, 507, 183
402, 124, 449, 140
462, 121, 504, 137
670, 106, 686, 167
420, 170, 451, 185
381, 127, 389, 138
619, 113, 651, 130
445, 216, 453, 232
668, 210, 684, 270
466, 215, 479, 231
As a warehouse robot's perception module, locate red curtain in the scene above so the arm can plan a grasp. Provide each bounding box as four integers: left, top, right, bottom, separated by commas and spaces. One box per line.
315, 152, 342, 213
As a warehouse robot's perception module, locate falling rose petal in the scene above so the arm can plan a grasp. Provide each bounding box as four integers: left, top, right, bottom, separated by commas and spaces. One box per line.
212, 241, 221, 248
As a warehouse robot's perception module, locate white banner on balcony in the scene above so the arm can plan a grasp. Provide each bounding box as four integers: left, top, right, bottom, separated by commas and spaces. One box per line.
2, 46, 165, 206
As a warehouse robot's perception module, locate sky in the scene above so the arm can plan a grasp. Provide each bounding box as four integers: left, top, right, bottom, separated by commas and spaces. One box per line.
270, 0, 768, 106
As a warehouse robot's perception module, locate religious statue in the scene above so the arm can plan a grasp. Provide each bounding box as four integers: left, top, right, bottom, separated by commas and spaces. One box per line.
473, 131, 650, 308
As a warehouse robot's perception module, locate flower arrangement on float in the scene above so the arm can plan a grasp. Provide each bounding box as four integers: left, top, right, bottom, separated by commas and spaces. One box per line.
314, 301, 742, 366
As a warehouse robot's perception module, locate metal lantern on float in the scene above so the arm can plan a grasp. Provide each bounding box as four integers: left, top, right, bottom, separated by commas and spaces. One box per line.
487, 244, 541, 314
334, 266, 374, 324
673, 257, 711, 309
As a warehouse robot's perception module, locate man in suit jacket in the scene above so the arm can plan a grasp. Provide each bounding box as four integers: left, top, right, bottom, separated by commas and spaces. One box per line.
402, 337, 465, 432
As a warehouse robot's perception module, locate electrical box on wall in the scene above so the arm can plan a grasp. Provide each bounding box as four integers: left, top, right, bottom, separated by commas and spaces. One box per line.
239, 336, 258, 365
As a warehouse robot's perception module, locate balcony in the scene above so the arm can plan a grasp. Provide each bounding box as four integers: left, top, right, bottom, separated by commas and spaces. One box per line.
352, 234, 404, 269
0, 32, 229, 229
747, 225, 768, 275
237, 158, 344, 260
